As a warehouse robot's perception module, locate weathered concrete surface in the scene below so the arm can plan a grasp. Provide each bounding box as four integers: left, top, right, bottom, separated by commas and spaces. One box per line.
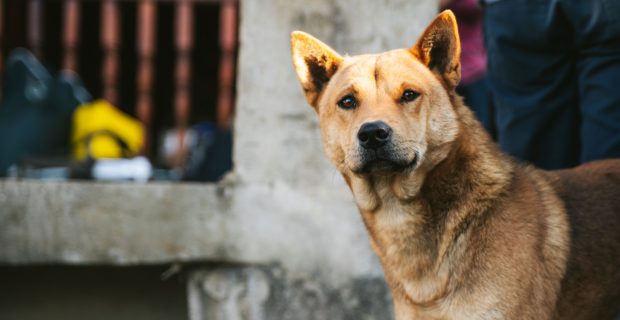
0, 180, 234, 264
0, 177, 377, 284
188, 265, 393, 320
0, 177, 378, 286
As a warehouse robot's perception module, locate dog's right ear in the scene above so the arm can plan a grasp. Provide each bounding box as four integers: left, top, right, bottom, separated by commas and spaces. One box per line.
411, 10, 461, 89
291, 31, 343, 108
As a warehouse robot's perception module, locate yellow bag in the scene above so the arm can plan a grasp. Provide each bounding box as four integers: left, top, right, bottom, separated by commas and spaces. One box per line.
72, 99, 144, 160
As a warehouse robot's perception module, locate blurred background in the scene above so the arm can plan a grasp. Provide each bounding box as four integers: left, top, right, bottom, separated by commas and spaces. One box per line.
0, 0, 236, 182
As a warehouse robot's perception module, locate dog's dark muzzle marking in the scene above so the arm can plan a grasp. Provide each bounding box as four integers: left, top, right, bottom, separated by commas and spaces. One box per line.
354, 148, 418, 175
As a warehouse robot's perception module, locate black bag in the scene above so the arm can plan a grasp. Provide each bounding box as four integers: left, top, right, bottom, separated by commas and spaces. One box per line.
0, 48, 91, 176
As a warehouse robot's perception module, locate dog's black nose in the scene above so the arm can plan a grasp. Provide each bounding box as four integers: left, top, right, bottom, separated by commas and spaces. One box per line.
357, 121, 392, 149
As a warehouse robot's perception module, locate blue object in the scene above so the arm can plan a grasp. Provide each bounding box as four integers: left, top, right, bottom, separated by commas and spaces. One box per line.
0, 48, 91, 175
484, 0, 620, 169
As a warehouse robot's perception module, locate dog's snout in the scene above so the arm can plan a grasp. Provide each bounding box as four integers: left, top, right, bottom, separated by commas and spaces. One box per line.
358, 121, 392, 149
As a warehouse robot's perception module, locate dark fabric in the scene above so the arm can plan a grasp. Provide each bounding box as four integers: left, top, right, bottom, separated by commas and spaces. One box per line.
484, 0, 620, 169
457, 77, 495, 137
0, 49, 91, 176
182, 128, 233, 182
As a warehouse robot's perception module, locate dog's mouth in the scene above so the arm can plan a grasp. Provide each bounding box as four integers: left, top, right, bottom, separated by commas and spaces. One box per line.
352, 151, 418, 175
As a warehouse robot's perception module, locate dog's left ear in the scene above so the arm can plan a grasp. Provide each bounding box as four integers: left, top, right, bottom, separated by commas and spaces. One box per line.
291, 31, 343, 108
411, 10, 461, 89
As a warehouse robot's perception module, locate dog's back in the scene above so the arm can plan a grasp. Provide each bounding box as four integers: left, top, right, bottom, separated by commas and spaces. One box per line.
549, 160, 620, 319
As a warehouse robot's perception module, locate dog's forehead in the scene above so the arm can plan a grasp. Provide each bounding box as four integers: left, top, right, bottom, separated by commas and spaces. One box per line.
375, 49, 421, 71
336, 49, 434, 90
337, 54, 377, 77
374, 50, 433, 86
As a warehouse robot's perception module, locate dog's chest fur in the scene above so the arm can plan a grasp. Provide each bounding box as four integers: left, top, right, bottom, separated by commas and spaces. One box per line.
345, 139, 527, 318
356, 178, 455, 307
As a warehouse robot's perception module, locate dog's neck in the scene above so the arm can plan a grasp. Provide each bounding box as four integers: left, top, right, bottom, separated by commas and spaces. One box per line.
344, 96, 514, 305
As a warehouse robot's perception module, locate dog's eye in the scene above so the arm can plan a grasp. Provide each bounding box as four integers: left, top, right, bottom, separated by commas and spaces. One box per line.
400, 89, 419, 103
337, 95, 357, 110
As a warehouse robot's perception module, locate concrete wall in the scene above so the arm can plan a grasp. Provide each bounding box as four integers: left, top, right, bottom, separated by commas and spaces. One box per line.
233, 0, 436, 286
0, 0, 436, 319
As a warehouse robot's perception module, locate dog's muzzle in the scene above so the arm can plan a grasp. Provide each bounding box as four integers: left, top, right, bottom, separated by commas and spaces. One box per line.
353, 121, 417, 174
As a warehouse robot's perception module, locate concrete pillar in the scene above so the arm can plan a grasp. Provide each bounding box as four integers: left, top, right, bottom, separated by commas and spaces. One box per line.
188, 267, 270, 320
186, 264, 396, 320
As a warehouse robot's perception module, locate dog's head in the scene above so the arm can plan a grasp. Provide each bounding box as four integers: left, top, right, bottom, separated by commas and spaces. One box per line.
291, 11, 461, 178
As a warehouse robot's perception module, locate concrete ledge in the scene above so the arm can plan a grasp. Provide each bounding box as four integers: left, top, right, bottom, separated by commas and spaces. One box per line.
0, 179, 241, 265
0, 176, 382, 288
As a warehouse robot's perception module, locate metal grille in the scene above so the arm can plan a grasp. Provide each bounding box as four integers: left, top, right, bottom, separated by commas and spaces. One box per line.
0, 0, 238, 165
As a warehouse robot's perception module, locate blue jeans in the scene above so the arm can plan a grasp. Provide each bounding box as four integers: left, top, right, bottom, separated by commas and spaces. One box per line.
457, 77, 495, 138
484, 0, 620, 169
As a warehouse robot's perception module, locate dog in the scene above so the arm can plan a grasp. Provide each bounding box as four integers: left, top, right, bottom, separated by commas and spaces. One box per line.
291, 10, 620, 320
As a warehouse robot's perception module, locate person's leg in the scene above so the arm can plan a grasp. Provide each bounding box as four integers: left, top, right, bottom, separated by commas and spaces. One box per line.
568, 0, 620, 162
484, 0, 580, 169
457, 77, 494, 137
577, 47, 620, 162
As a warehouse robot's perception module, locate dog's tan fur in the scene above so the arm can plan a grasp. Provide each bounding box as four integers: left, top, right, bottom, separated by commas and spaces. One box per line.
291, 10, 620, 319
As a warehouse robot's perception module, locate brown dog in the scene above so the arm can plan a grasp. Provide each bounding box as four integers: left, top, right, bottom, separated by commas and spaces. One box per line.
291, 10, 620, 320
